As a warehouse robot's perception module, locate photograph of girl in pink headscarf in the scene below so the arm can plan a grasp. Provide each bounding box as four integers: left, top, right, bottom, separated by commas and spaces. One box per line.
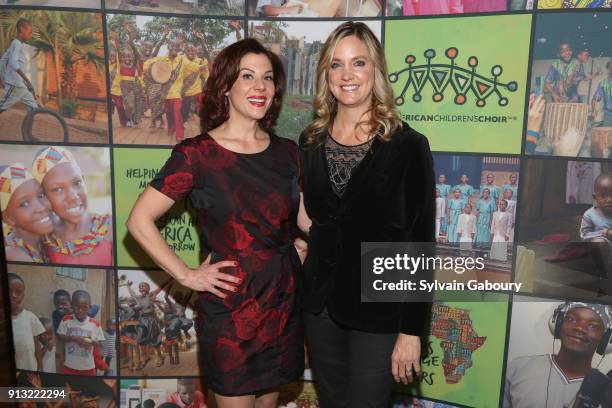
0, 163, 53, 263
32, 146, 114, 266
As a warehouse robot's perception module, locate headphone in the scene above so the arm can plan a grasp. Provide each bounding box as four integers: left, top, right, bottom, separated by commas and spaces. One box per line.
548, 303, 612, 356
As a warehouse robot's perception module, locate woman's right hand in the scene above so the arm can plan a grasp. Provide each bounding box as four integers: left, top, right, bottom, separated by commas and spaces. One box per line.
128, 187, 244, 299
177, 254, 241, 298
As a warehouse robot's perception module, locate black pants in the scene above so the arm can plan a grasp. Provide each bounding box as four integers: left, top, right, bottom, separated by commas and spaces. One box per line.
303, 309, 397, 408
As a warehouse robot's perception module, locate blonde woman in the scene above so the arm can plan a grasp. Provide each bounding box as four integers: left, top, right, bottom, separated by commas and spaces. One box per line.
298, 22, 435, 407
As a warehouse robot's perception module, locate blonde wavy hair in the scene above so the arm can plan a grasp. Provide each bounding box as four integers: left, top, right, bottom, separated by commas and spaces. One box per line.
302, 21, 402, 146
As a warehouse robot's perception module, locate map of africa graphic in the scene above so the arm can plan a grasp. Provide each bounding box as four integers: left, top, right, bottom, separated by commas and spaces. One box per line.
431, 303, 487, 384
396, 298, 508, 407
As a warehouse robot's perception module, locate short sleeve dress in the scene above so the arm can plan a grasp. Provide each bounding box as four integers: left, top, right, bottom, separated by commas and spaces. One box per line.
149, 133, 304, 396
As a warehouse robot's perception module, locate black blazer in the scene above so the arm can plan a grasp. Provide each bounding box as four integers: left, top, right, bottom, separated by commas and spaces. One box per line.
298, 122, 435, 336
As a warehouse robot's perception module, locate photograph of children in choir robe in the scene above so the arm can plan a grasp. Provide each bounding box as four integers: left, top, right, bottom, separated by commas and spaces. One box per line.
251, 20, 381, 140
105, 14, 243, 145
120, 378, 208, 408
433, 153, 520, 284
0, 145, 113, 266
525, 12, 612, 158
516, 157, 612, 303
106, 0, 244, 15
118, 270, 200, 377
0, 0, 100, 6
0, 10, 108, 143
8, 265, 116, 376
247, 0, 382, 17
386, 0, 532, 16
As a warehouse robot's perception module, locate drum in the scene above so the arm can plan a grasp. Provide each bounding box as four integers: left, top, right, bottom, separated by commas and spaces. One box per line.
150, 60, 172, 84
543, 102, 588, 156
591, 127, 612, 159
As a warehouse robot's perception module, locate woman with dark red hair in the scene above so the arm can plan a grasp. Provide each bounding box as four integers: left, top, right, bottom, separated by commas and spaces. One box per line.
127, 38, 305, 407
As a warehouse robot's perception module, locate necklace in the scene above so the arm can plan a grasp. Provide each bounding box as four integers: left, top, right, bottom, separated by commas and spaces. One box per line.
45, 213, 110, 257
7, 230, 45, 262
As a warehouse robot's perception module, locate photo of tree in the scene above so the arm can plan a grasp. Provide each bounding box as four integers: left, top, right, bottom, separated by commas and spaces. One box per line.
250, 20, 381, 140
0, 10, 108, 143
106, 0, 245, 16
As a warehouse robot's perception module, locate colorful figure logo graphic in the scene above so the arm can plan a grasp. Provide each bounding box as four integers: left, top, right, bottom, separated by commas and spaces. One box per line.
389, 47, 518, 107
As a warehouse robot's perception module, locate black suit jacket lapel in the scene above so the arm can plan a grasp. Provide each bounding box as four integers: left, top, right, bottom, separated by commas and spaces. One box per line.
310, 142, 339, 214
339, 137, 381, 205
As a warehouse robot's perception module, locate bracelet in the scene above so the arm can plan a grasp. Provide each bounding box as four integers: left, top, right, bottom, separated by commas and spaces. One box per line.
526, 130, 540, 138
526, 130, 540, 144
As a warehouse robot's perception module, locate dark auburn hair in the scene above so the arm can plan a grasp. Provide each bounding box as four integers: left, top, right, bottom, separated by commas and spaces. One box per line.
200, 38, 285, 132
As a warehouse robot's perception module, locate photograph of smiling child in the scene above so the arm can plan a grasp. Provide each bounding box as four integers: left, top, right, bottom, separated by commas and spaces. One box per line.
0, 145, 113, 266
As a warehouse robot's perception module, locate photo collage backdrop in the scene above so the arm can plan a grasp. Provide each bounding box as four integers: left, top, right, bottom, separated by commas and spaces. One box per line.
0, 1, 611, 407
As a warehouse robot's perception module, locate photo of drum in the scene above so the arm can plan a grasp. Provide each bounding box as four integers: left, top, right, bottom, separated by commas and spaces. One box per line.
150, 60, 172, 84
543, 102, 589, 156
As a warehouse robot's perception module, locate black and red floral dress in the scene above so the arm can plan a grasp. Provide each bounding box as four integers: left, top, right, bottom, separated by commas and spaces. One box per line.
150, 133, 304, 396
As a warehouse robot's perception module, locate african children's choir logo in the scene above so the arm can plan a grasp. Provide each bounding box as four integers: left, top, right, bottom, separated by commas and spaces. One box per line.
389, 47, 518, 108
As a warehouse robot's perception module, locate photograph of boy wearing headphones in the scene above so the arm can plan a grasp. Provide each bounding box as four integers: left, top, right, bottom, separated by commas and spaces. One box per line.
503, 302, 612, 408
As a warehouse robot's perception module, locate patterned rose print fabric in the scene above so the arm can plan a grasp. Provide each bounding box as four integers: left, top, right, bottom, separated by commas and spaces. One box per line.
150, 133, 304, 395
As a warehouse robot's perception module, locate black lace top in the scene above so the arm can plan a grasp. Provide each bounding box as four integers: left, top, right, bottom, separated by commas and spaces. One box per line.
325, 135, 371, 197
